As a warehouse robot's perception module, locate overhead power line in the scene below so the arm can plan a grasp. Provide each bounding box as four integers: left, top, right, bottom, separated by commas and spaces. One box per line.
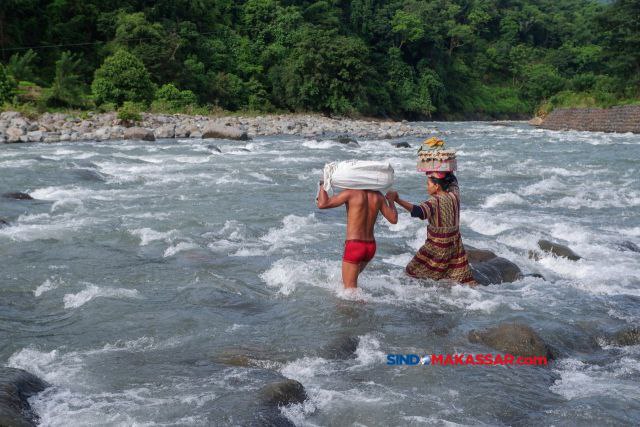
0, 31, 220, 52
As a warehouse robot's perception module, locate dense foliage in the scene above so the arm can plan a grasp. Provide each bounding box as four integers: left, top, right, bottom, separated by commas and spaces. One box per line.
0, 0, 638, 118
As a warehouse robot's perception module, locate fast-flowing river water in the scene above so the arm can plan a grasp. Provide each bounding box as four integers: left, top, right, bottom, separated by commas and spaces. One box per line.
1, 122, 639, 426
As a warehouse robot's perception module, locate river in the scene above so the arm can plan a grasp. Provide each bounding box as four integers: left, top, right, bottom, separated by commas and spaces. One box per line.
1, 121, 639, 425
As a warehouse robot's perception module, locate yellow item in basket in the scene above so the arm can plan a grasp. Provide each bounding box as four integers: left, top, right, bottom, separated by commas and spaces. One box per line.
417, 136, 457, 172
423, 137, 445, 148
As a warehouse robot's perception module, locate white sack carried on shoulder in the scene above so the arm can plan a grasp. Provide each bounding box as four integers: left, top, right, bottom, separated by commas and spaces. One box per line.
323, 160, 394, 192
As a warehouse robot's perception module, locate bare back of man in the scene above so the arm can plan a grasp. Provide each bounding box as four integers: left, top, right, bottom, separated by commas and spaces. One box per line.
317, 184, 398, 288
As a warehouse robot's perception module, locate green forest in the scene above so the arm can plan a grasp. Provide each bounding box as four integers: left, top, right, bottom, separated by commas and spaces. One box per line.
0, 0, 638, 119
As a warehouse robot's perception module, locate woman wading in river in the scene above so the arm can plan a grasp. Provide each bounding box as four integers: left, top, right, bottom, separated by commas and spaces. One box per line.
386, 164, 476, 285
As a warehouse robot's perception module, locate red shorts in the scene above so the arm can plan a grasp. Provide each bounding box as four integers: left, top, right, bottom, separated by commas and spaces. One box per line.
343, 240, 376, 264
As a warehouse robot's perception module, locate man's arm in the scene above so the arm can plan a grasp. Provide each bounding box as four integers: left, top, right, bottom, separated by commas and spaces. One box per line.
379, 192, 398, 224
386, 191, 428, 220
316, 182, 351, 209
386, 191, 413, 212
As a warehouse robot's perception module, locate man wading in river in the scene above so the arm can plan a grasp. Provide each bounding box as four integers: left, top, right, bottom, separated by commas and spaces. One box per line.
316, 181, 398, 289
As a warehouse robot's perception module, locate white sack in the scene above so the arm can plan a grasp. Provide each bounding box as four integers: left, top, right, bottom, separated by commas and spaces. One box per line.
323, 160, 394, 192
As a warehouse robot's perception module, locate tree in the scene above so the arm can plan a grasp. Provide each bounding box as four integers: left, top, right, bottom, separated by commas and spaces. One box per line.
597, 0, 640, 96
153, 83, 197, 111
45, 51, 86, 107
112, 12, 177, 82
92, 50, 156, 106
6, 49, 38, 82
0, 64, 16, 104
391, 10, 424, 49
272, 28, 373, 115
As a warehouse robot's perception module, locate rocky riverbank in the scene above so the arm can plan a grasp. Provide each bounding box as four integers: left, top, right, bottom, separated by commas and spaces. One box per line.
0, 111, 430, 144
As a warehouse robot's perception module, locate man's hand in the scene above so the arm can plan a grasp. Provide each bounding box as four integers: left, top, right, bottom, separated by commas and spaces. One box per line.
385, 191, 398, 202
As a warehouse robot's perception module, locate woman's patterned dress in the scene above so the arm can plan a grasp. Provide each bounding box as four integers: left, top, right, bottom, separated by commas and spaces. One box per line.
405, 179, 476, 284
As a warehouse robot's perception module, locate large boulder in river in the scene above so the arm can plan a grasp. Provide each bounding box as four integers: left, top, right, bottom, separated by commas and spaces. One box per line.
465, 245, 523, 285
124, 127, 155, 141
468, 323, 555, 359
531, 239, 581, 261
0, 367, 50, 427
466, 246, 498, 263
259, 379, 307, 407
202, 122, 249, 140
320, 335, 359, 360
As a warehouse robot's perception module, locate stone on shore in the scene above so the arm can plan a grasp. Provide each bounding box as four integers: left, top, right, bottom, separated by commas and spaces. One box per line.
0, 111, 432, 144
124, 127, 155, 141
202, 122, 249, 140
154, 124, 176, 139
468, 323, 555, 359
0, 367, 50, 427
259, 379, 307, 407
528, 117, 544, 126
174, 125, 191, 138
6, 127, 25, 143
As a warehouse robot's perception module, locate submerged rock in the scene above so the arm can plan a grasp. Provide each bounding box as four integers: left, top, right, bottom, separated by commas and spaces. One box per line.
618, 240, 640, 253
335, 135, 359, 146
0, 218, 9, 228
393, 141, 410, 148
320, 335, 359, 360
259, 379, 307, 407
465, 245, 523, 285
533, 239, 581, 261
468, 323, 555, 359
124, 127, 155, 141
2, 192, 33, 200
0, 367, 50, 427
74, 168, 107, 182
207, 145, 222, 153
202, 122, 249, 140
612, 327, 640, 346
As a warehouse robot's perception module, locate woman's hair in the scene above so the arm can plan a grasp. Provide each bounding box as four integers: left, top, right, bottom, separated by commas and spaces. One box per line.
428, 173, 456, 191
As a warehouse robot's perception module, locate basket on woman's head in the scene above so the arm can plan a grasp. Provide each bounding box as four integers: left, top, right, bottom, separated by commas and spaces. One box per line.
417, 137, 457, 173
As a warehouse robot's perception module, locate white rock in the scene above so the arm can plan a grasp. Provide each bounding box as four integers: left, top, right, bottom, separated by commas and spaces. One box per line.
154, 124, 175, 139
6, 127, 24, 143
